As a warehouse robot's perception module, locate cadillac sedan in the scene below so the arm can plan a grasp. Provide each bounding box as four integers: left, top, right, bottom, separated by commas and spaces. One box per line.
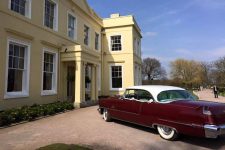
98, 85, 225, 140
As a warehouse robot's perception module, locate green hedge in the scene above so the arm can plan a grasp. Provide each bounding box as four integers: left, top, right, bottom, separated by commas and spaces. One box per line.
220, 92, 225, 97
0, 101, 74, 127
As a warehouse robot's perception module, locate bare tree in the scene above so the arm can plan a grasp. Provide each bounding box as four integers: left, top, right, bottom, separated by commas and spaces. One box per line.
142, 58, 167, 80
199, 61, 212, 85
211, 56, 225, 85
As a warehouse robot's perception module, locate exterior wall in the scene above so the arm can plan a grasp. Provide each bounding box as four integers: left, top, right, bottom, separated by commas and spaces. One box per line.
102, 26, 135, 96
0, 0, 142, 110
102, 15, 142, 96
0, 0, 102, 110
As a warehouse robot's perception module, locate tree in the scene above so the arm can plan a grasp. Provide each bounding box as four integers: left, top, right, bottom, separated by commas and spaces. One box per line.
199, 61, 212, 85
170, 59, 202, 87
211, 56, 225, 85
142, 58, 167, 80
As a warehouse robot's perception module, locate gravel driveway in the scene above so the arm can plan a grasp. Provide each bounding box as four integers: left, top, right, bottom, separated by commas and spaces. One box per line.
0, 106, 225, 150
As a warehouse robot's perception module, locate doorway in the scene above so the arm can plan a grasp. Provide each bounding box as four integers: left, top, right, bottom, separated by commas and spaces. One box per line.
67, 66, 75, 102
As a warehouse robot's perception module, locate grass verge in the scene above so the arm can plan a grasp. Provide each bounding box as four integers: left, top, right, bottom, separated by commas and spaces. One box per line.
37, 143, 92, 150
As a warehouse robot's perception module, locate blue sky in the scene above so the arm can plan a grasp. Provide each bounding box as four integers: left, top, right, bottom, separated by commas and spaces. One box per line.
87, 0, 225, 70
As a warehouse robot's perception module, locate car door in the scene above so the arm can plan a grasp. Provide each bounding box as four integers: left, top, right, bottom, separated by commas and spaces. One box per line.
135, 89, 157, 126
113, 89, 141, 123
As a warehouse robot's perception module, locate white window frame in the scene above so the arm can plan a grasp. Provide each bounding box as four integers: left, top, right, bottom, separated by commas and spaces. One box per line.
108, 34, 123, 52
4, 38, 31, 99
84, 24, 90, 46
67, 11, 77, 40
41, 48, 58, 96
8, 0, 32, 18
109, 64, 123, 91
43, 0, 58, 31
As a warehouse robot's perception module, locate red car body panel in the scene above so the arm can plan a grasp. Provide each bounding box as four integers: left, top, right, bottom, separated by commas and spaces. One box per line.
99, 96, 225, 138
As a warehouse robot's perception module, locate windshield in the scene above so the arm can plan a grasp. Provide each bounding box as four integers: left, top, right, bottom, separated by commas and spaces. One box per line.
157, 90, 196, 102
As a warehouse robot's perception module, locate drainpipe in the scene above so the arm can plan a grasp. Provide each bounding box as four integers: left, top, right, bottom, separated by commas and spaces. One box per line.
101, 28, 105, 96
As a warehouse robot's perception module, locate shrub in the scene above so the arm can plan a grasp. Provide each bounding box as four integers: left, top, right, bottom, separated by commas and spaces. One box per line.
0, 101, 74, 127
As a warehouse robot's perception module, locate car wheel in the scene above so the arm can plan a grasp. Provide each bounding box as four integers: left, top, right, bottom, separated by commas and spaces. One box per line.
157, 125, 178, 140
103, 108, 111, 122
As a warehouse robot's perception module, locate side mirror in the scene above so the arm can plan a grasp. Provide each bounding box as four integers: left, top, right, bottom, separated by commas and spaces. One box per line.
148, 99, 154, 103
119, 96, 125, 100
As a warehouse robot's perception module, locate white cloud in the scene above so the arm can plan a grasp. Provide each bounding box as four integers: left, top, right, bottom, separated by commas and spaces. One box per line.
147, 10, 178, 23
173, 47, 225, 61
162, 19, 182, 26
143, 32, 158, 37
193, 0, 225, 9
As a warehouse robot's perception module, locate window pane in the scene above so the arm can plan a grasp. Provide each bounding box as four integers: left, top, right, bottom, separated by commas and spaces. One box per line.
9, 44, 14, 55
95, 33, 99, 50
111, 35, 122, 51
13, 57, 19, 68
50, 64, 53, 72
111, 66, 122, 88
43, 52, 55, 91
43, 72, 52, 90
19, 47, 25, 58
14, 45, 20, 56
19, 58, 24, 69
7, 69, 23, 92
112, 78, 122, 88
45, 0, 55, 29
11, 0, 26, 16
84, 25, 89, 45
137, 90, 152, 101
8, 56, 13, 68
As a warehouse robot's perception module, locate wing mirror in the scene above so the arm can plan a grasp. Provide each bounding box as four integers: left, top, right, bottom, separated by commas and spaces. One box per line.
148, 99, 154, 103
119, 96, 125, 100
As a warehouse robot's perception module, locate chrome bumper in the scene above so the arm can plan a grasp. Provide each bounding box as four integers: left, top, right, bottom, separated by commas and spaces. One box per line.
204, 124, 225, 138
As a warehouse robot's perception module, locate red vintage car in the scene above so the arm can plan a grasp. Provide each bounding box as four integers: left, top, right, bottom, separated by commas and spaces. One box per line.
98, 85, 225, 140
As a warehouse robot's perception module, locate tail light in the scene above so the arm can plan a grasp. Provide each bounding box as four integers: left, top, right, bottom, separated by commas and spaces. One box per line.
203, 106, 215, 124
203, 106, 212, 115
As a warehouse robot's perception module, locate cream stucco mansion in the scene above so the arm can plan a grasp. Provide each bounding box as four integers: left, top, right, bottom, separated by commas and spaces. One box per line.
0, 0, 142, 110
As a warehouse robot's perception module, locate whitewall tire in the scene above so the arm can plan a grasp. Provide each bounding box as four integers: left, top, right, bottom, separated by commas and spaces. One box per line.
103, 108, 111, 122
157, 125, 178, 140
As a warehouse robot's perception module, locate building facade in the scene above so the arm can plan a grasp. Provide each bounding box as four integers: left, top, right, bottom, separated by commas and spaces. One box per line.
0, 0, 142, 110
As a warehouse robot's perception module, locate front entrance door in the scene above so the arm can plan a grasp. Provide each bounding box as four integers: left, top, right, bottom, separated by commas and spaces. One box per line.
67, 66, 75, 102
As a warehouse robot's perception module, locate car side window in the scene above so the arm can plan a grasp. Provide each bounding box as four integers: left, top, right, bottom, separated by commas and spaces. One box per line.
136, 90, 153, 101
124, 89, 138, 99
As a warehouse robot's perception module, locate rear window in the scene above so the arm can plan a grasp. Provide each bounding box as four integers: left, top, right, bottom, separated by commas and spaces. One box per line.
157, 90, 196, 102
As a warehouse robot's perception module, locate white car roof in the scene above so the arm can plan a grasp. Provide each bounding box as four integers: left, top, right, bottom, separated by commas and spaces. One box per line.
126, 85, 185, 101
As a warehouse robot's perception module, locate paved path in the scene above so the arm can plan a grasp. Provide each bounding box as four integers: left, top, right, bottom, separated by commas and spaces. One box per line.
0, 106, 225, 150
195, 89, 225, 103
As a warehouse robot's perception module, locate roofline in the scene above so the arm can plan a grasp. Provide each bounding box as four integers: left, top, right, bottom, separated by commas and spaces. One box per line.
70, 0, 103, 26
103, 15, 142, 37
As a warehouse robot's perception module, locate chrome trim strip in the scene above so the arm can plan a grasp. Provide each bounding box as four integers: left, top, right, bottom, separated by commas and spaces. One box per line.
109, 116, 153, 129
158, 119, 203, 128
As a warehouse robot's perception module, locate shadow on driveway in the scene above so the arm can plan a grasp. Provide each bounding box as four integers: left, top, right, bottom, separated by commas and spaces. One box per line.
111, 119, 225, 150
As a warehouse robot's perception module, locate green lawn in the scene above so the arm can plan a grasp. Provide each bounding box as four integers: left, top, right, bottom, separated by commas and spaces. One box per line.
37, 143, 92, 150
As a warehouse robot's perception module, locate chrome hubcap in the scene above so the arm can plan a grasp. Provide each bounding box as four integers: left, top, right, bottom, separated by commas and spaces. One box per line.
160, 126, 172, 135
103, 110, 107, 120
